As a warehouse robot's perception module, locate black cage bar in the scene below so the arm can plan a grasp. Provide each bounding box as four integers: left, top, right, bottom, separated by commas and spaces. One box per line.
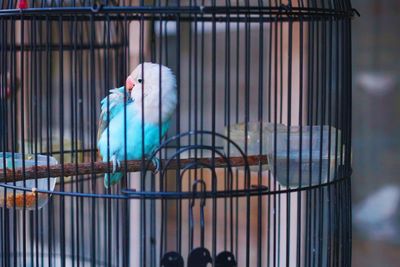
0, 1, 355, 266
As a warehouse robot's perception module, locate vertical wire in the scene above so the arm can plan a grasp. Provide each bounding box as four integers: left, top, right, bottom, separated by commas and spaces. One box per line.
13, 15, 20, 267
277, 4, 284, 265
38, 17, 45, 267
326, 12, 333, 267
296, 3, 310, 266
29, 13, 34, 264
33, 13, 40, 267
1, 16, 11, 267
103, 12, 110, 264
234, 0, 239, 260
106, 14, 112, 267
139, 1, 146, 263
305, 0, 313, 264
331, 3, 338, 264
113, 21, 119, 265
313, 11, 321, 267
89, 12, 97, 267
342, 13, 350, 265
318, 9, 328, 267
163, 0, 170, 255
244, 0, 251, 266
346, 14, 353, 265
223, 2, 228, 252
0, 17, 3, 265
211, 0, 217, 264
286, 10, 293, 267
200, 0, 205, 231
187, 0, 193, 257
345, 9, 352, 262
224, 0, 232, 255
3, 17, 9, 266
339, 15, 346, 267
266, 1, 273, 265
327, 3, 338, 267
97, 28, 103, 267
78, 17, 85, 267
116, 18, 122, 267
340, 183, 346, 266
3, 17, 12, 267
150, 3, 157, 264
45, 15, 53, 267
20, 13, 27, 267
58, 13, 66, 267
296, 8, 304, 267
193, 0, 199, 232
190, 0, 199, 255
10, 15, 18, 267
68, 13, 76, 267
272, 7, 279, 267
122, 14, 130, 267
158, 1, 166, 258
313, 7, 320, 267
8, 14, 15, 267
176, 0, 182, 255
0, 15, 4, 267
118, 13, 127, 267
333, 12, 341, 267
72, 12, 80, 267
256, 1, 264, 266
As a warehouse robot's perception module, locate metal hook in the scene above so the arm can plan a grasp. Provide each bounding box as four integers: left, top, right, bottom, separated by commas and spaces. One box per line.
352, 8, 361, 17
91, 3, 104, 13
190, 179, 207, 208
189, 179, 207, 250
280, 3, 292, 15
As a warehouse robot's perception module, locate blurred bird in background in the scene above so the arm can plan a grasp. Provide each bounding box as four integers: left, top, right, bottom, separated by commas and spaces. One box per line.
97, 63, 177, 187
0, 72, 20, 153
0, 72, 19, 101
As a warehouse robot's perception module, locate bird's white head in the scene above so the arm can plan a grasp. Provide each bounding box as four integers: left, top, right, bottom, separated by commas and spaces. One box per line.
125, 62, 177, 124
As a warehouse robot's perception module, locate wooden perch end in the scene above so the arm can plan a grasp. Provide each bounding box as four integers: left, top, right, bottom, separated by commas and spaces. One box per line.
0, 155, 269, 183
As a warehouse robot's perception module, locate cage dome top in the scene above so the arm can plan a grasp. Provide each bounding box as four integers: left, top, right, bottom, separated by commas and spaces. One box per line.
0, 0, 357, 20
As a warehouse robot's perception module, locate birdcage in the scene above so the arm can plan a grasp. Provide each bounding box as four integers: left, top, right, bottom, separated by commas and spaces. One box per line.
0, 1, 357, 266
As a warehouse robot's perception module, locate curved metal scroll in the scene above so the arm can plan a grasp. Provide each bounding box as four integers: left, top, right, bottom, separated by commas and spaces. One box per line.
143, 131, 252, 190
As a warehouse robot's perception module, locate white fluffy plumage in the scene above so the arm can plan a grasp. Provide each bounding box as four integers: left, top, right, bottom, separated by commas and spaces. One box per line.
126, 62, 177, 124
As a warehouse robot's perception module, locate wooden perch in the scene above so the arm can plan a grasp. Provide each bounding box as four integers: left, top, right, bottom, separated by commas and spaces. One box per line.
0, 155, 269, 183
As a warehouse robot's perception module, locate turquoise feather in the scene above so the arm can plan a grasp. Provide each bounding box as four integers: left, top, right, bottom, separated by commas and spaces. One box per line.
97, 87, 171, 187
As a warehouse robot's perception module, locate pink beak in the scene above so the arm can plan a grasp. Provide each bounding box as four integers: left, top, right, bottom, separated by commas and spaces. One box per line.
126, 76, 135, 92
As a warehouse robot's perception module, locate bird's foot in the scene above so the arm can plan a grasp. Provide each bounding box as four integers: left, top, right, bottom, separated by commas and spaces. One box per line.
110, 155, 121, 173
151, 157, 161, 174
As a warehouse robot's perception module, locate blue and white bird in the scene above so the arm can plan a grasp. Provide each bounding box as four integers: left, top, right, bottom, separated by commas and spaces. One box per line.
97, 63, 177, 187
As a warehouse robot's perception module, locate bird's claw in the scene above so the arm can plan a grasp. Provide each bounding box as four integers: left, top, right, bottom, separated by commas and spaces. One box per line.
111, 155, 120, 173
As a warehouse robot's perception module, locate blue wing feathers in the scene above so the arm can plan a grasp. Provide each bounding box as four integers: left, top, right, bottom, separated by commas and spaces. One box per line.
97, 94, 171, 187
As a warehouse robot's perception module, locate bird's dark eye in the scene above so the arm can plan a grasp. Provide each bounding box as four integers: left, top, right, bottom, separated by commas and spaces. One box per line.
138, 78, 142, 83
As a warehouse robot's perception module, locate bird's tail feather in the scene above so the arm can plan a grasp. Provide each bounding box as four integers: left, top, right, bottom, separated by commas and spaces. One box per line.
104, 172, 123, 188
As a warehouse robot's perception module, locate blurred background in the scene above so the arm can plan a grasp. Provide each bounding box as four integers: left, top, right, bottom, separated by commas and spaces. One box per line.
351, 0, 400, 266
